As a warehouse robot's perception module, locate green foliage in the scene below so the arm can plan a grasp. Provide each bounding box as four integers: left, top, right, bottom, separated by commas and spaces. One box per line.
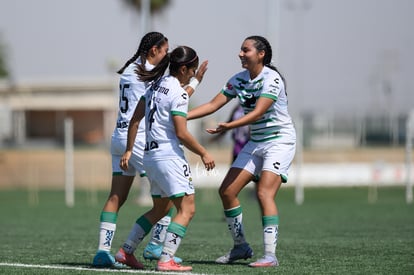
122, 0, 170, 14
0, 37, 9, 78
0, 187, 413, 274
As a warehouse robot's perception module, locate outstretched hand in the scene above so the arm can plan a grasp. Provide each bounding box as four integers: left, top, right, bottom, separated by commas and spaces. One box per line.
195, 60, 208, 82
206, 122, 229, 134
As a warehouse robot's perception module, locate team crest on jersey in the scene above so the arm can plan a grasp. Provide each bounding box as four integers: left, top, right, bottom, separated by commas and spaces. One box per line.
226, 83, 233, 90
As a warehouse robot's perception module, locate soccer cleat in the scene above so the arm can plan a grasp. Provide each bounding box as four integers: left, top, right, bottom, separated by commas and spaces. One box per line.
215, 243, 254, 264
115, 248, 144, 269
248, 255, 279, 267
92, 250, 126, 269
156, 259, 192, 271
143, 243, 182, 263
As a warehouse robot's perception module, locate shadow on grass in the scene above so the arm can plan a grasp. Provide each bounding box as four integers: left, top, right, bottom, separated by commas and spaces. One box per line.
189, 260, 249, 267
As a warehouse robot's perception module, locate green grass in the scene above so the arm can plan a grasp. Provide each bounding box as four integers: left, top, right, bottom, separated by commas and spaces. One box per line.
0, 186, 413, 274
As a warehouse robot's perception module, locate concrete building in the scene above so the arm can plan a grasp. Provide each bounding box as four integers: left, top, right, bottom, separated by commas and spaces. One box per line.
0, 79, 117, 146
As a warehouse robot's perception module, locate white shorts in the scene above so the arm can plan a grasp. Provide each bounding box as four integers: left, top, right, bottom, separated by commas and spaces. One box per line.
144, 157, 195, 198
111, 135, 145, 177
232, 140, 296, 183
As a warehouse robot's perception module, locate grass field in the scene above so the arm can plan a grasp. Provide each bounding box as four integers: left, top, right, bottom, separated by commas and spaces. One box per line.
0, 186, 413, 274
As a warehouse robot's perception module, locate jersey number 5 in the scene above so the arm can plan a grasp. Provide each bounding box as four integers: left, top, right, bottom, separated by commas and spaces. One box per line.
119, 83, 130, 113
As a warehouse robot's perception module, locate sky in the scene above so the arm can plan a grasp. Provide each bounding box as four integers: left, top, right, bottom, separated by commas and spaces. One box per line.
0, 0, 413, 119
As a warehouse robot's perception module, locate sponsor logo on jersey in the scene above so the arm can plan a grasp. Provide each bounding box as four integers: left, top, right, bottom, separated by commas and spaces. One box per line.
177, 101, 187, 108
152, 82, 169, 95
242, 95, 257, 108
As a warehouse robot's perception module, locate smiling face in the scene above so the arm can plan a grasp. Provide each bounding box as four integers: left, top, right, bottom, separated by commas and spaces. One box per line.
239, 39, 265, 77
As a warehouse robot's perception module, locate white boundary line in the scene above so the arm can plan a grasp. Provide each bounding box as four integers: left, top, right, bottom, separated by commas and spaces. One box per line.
0, 262, 213, 275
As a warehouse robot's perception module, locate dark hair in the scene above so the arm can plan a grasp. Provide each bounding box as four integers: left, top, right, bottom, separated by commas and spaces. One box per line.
246, 35, 286, 89
136, 46, 198, 83
169, 46, 199, 75
117, 31, 168, 75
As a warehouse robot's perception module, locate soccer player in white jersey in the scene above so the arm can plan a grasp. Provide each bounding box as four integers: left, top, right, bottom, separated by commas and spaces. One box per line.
117, 45, 215, 271
188, 35, 296, 268
93, 32, 207, 269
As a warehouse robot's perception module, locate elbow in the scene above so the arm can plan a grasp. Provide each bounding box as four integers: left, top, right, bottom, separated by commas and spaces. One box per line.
176, 132, 187, 142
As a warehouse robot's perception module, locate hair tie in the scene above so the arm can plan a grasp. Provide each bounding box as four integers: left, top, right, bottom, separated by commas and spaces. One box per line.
176, 54, 198, 66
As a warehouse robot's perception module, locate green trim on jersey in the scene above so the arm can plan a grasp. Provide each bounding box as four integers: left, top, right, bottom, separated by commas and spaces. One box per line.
169, 192, 186, 199
221, 90, 237, 98
260, 93, 278, 101
252, 118, 275, 125
171, 110, 187, 117
250, 135, 282, 143
251, 130, 281, 137
113, 172, 123, 176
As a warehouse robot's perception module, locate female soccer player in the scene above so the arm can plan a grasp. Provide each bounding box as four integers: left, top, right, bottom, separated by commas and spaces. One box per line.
188, 35, 296, 268
93, 32, 207, 269
116, 45, 215, 271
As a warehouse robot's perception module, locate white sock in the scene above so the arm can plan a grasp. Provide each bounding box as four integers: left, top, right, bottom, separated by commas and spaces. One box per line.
122, 223, 146, 254
263, 225, 278, 256
159, 231, 182, 262
224, 207, 246, 245
98, 222, 116, 252
149, 215, 171, 246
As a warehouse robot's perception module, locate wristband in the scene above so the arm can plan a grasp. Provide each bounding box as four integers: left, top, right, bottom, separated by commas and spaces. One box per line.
188, 78, 200, 90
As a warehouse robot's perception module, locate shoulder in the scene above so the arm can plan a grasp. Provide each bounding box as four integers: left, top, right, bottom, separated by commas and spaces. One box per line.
120, 63, 139, 83
262, 67, 284, 87
230, 70, 249, 82
262, 66, 279, 77
263, 67, 282, 81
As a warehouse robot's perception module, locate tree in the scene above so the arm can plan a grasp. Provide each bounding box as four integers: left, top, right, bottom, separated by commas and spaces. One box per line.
0, 36, 9, 79
122, 0, 170, 14
121, 0, 170, 37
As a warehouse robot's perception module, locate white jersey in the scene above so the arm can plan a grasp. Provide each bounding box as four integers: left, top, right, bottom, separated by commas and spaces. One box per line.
112, 57, 154, 140
221, 66, 296, 143
142, 75, 189, 160
110, 57, 154, 175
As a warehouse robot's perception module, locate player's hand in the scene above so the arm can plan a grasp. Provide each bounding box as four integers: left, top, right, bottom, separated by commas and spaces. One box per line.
119, 151, 132, 171
201, 152, 215, 171
206, 122, 229, 134
195, 60, 208, 83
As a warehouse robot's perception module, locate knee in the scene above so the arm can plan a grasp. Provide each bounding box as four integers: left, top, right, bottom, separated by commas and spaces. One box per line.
107, 194, 127, 208
218, 186, 235, 202
256, 188, 274, 203
184, 204, 196, 220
